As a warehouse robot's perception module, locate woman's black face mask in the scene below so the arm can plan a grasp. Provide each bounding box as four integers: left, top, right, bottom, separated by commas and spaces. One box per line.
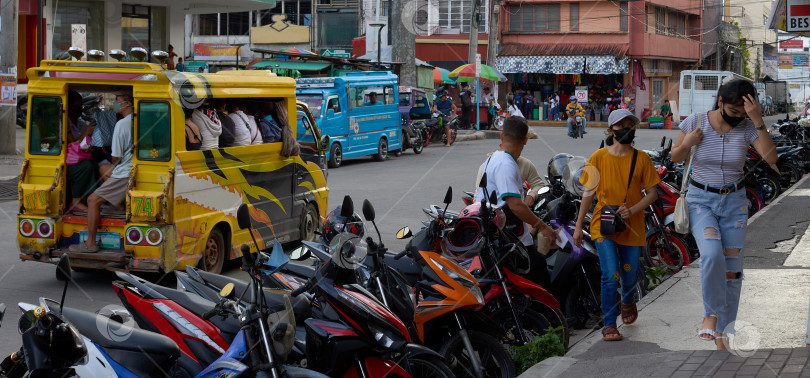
612, 128, 636, 144
721, 105, 747, 127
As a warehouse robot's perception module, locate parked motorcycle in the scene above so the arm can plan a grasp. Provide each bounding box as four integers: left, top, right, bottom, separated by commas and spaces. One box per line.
397, 116, 426, 155
412, 111, 457, 146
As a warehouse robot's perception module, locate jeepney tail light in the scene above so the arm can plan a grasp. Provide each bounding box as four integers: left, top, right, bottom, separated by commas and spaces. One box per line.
38, 221, 53, 238
126, 227, 143, 245
146, 228, 163, 246
20, 219, 35, 237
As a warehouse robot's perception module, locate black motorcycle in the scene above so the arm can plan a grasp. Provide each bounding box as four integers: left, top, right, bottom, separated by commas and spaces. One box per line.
396, 116, 426, 155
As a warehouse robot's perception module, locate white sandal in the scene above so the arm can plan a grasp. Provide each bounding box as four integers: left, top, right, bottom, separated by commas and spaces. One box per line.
698, 314, 718, 341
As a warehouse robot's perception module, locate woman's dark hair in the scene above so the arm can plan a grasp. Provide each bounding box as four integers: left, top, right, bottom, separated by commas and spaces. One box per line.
713, 79, 757, 110
507, 98, 514, 106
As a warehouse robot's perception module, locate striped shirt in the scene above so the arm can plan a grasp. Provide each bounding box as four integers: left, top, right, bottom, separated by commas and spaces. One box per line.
679, 112, 759, 187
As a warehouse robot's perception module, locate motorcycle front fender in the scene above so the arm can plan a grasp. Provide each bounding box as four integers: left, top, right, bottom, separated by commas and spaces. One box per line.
502, 268, 560, 309
404, 343, 445, 361
457, 311, 506, 338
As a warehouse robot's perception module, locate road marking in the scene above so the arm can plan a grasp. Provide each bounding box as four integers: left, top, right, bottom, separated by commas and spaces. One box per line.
783, 225, 810, 267
789, 188, 810, 197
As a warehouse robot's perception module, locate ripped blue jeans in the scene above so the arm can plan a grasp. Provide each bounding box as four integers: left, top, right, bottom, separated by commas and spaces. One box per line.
687, 183, 748, 334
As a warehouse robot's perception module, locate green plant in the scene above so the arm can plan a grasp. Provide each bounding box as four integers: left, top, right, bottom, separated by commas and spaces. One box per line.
645, 266, 668, 290
511, 326, 566, 374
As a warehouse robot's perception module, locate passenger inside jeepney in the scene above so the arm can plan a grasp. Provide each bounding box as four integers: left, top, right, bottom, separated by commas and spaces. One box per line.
66, 91, 99, 213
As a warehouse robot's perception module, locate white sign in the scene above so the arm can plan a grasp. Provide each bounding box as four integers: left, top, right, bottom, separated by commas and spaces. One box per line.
71, 24, 87, 59
0, 74, 17, 106
787, 0, 810, 32
475, 54, 481, 77
575, 86, 588, 104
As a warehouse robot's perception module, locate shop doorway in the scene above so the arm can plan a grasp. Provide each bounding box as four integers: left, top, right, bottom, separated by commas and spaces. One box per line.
121, 4, 166, 57
652, 79, 664, 115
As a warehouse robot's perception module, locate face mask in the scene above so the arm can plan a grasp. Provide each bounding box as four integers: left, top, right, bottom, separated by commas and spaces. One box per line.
721, 106, 746, 127
612, 128, 636, 144
113, 101, 122, 113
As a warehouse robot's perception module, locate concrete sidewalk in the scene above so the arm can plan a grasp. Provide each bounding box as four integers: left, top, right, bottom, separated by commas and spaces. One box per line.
523, 175, 810, 378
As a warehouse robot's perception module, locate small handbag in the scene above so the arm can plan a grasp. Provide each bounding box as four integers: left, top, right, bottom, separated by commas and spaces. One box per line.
673, 114, 699, 234
66, 136, 93, 166
600, 149, 638, 237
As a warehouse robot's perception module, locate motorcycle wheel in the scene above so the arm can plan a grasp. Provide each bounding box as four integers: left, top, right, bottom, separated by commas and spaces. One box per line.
489, 301, 569, 350
439, 330, 516, 378
407, 356, 455, 378
445, 127, 457, 146
413, 134, 424, 154
644, 229, 690, 274
563, 273, 602, 330
746, 187, 762, 217
757, 176, 781, 202
778, 161, 801, 188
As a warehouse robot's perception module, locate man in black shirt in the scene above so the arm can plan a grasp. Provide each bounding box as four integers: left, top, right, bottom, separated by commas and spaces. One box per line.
459, 82, 474, 129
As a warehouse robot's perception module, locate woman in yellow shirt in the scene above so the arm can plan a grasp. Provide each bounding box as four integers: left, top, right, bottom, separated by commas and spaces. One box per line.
573, 109, 660, 341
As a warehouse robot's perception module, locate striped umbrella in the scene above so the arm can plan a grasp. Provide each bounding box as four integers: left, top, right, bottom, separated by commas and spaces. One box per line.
433, 67, 457, 84
281, 48, 316, 55
449, 63, 507, 82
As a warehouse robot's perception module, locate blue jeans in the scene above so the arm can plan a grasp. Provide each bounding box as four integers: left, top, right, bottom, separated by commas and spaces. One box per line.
567, 117, 586, 135
686, 183, 748, 334
595, 237, 640, 327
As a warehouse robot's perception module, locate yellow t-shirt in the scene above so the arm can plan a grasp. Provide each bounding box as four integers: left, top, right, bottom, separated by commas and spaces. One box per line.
580, 148, 660, 246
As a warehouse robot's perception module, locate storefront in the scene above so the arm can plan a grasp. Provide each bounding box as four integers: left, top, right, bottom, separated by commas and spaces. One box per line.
496, 44, 630, 121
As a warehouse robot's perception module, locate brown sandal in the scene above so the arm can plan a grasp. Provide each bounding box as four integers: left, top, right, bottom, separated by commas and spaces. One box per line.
602, 325, 622, 341
621, 303, 638, 325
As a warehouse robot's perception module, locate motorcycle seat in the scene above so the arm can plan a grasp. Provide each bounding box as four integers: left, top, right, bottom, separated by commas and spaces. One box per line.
425, 118, 440, 127
61, 306, 180, 357
194, 269, 312, 322
283, 262, 317, 278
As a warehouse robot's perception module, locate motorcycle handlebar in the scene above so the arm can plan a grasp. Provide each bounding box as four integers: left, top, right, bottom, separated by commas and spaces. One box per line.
394, 250, 408, 260
291, 282, 309, 297
202, 307, 217, 321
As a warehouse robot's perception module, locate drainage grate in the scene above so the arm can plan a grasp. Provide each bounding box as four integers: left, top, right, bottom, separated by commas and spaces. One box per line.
0, 177, 18, 202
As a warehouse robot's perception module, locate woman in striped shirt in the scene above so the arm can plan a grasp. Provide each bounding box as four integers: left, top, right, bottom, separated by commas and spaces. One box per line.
671, 79, 777, 350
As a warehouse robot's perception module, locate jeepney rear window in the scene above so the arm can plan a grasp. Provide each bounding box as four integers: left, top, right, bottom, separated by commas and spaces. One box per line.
399, 93, 410, 106
28, 96, 63, 155
137, 101, 171, 161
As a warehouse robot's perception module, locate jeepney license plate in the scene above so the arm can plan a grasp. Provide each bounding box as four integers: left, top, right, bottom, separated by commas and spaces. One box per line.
79, 231, 121, 249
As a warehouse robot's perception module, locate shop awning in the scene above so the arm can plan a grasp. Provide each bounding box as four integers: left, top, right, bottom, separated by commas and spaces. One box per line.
499, 44, 629, 58
251, 61, 332, 71
495, 56, 629, 75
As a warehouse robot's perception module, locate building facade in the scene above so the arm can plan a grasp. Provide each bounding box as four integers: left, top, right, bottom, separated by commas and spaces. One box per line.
494, 0, 702, 121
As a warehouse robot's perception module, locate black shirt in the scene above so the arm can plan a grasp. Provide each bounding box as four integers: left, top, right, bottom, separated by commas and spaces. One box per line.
218, 111, 237, 147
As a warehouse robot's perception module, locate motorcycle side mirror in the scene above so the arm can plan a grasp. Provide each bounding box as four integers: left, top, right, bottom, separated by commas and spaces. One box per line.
660, 136, 666, 147
479, 173, 487, 189
599, 140, 604, 149
220, 283, 235, 298
489, 190, 498, 206
319, 135, 330, 151
665, 139, 672, 151
237, 204, 252, 230
241, 244, 256, 267
56, 254, 72, 282
443, 186, 453, 205
341, 195, 354, 218
396, 227, 413, 239
290, 247, 311, 261
0, 303, 5, 328
362, 199, 376, 222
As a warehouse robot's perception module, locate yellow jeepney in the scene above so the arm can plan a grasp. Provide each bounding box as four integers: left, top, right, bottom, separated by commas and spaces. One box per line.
17, 60, 329, 273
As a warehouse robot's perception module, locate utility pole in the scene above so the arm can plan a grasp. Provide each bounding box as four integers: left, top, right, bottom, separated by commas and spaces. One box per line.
486, 0, 499, 102
391, 0, 416, 87
0, 0, 19, 155
468, 0, 481, 64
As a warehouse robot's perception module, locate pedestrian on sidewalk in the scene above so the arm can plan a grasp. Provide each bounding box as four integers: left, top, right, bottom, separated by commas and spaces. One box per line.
459, 82, 474, 130
573, 109, 660, 341
670, 79, 777, 350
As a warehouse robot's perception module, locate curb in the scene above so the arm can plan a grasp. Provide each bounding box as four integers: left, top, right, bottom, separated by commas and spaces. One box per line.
455, 130, 540, 143
528, 121, 661, 129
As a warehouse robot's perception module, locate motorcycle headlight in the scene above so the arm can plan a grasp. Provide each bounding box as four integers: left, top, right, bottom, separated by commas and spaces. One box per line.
429, 257, 484, 305
368, 322, 399, 349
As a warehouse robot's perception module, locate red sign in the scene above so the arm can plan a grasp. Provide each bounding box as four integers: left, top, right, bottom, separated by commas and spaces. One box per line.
791, 4, 810, 17
781, 39, 804, 49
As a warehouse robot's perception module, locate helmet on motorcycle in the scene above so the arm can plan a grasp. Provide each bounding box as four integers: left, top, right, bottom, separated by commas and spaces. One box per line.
328, 232, 368, 269
322, 206, 365, 244
459, 202, 506, 229
442, 217, 486, 259
547, 153, 574, 179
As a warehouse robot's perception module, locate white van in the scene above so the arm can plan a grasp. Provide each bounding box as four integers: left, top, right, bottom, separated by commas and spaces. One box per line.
678, 70, 748, 121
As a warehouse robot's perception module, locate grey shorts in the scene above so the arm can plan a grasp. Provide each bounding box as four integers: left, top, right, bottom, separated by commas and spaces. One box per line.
94, 176, 128, 206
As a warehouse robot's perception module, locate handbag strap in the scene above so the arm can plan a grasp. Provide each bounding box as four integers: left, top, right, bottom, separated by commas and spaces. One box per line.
679, 113, 700, 195
622, 149, 639, 205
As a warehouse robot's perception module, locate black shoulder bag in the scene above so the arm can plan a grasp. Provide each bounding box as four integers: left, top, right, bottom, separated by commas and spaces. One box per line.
600, 149, 638, 237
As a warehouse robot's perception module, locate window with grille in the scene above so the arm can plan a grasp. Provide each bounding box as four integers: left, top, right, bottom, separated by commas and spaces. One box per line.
677, 13, 686, 37
694, 75, 719, 91
198, 14, 219, 35
655, 7, 666, 35
683, 75, 692, 90
198, 12, 250, 36
620, 3, 628, 31
508, 4, 560, 32
439, 0, 488, 33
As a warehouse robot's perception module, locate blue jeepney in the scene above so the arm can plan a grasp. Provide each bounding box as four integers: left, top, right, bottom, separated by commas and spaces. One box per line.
296, 72, 402, 168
